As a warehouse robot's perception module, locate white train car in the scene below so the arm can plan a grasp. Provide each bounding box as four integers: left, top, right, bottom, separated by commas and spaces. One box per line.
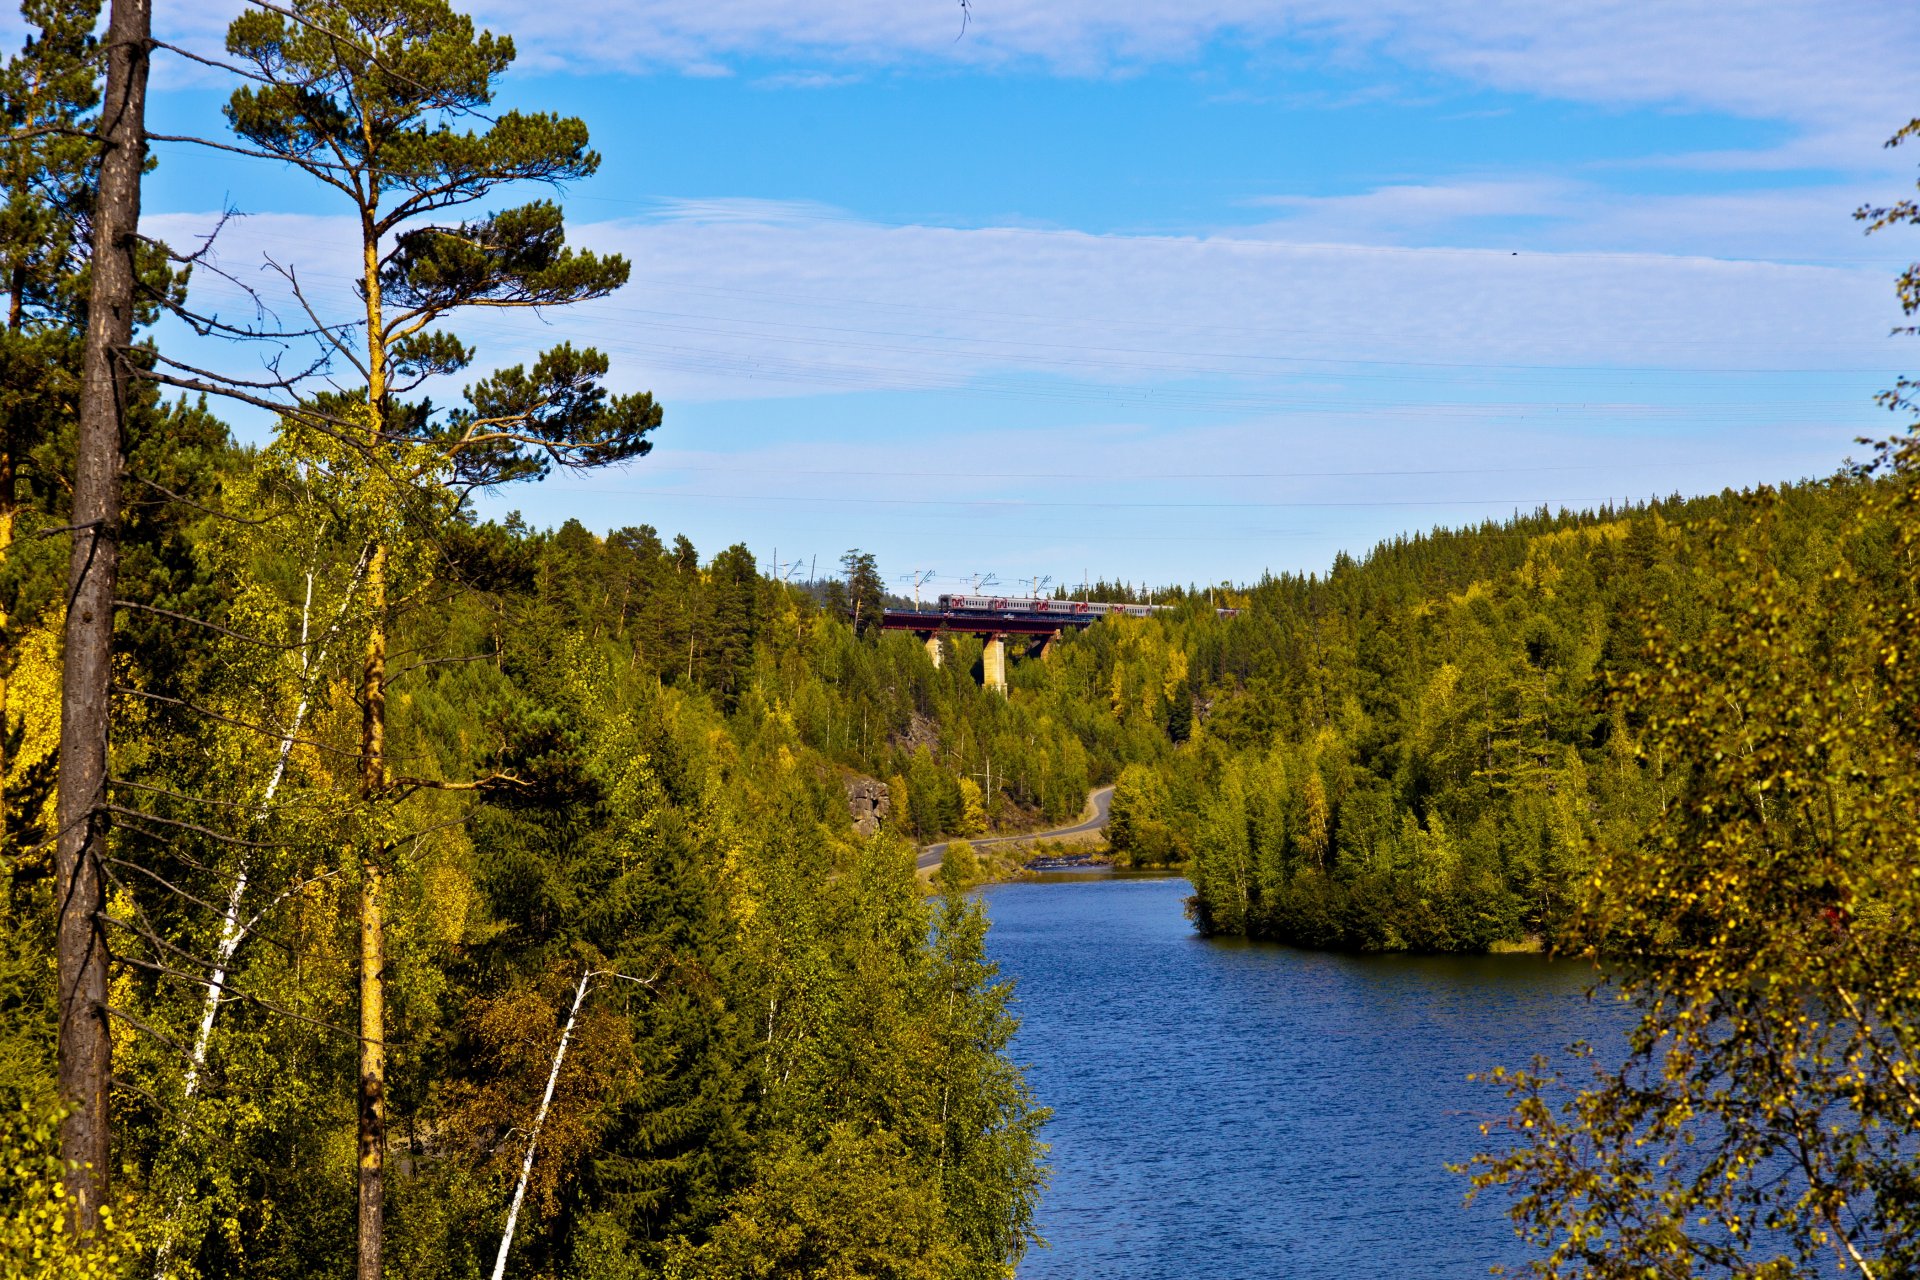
937, 594, 1172, 618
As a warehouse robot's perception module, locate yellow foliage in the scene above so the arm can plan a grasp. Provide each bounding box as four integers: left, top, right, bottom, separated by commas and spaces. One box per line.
0, 1103, 133, 1280
5, 624, 60, 831
957, 778, 987, 836
1161, 648, 1188, 704
886, 774, 910, 830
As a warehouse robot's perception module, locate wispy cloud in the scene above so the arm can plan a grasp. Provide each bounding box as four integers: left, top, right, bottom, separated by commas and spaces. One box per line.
1240, 179, 1898, 264
142, 200, 1902, 577
104, 0, 1916, 139
148, 199, 1907, 409
751, 70, 865, 91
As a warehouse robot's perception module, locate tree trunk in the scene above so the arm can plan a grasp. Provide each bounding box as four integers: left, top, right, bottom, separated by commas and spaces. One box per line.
356, 858, 385, 1280
490, 969, 593, 1280
357, 545, 388, 1280
354, 194, 391, 1280
54, 0, 149, 1238
1, 456, 14, 839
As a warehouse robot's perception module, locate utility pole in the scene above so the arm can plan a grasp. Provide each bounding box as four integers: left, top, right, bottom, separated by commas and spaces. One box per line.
901, 568, 938, 611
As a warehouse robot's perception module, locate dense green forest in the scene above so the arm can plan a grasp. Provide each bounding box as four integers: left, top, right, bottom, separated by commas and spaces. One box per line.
1120, 481, 1877, 952
4, 449, 1059, 1275
0, 0, 1064, 1274
7, 0, 1920, 1269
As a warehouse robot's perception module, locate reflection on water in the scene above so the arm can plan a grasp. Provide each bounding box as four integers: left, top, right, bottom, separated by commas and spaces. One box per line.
981, 875, 1619, 1280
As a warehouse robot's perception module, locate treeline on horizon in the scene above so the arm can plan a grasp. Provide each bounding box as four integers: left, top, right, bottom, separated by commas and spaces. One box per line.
501, 473, 1894, 965
500, 478, 1885, 964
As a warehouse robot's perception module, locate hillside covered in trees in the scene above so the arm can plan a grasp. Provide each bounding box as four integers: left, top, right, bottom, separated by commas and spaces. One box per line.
1108, 481, 1875, 952
3, 404, 1075, 1276
9, 0, 1920, 1270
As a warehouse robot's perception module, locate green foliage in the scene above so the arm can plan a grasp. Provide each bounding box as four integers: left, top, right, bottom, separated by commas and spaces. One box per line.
839, 550, 886, 637
1462, 484, 1920, 1274
1461, 122, 1920, 1277
1162, 486, 1871, 952
1106, 763, 1181, 867
40, 468, 1055, 1277
940, 838, 980, 890
224, 0, 656, 489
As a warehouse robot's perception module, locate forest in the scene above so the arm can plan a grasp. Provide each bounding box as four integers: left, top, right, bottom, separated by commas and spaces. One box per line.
1134, 480, 1879, 952
9, 0, 1920, 1269
1, 0, 1065, 1275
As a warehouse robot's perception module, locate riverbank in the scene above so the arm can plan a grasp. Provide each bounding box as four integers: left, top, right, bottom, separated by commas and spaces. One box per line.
917, 786, 1116, 888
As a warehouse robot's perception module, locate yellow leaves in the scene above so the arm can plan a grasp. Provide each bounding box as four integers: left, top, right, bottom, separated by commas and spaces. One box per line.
0, 1103, 135, 1280
5, 621, 60, 824
1161, 647, 1189, 704
957, 777, 987, 837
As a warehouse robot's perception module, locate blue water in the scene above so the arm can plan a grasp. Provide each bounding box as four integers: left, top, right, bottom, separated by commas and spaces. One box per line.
981, 874, 1617, 1280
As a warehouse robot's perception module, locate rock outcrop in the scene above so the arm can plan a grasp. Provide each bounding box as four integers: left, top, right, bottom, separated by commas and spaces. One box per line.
845, 776, 891, 837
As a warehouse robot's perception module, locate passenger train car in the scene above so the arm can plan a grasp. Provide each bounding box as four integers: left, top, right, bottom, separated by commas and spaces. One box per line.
935, 594, 1239, 619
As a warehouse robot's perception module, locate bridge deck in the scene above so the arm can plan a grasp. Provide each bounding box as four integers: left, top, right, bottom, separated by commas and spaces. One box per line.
879, 610, 1095, 636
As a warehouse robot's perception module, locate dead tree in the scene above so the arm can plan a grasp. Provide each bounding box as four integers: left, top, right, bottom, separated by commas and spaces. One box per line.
54, 0, 151, 1237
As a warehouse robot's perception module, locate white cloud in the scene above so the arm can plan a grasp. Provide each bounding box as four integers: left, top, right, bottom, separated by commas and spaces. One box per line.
143, 200, 1900, 578
148, 198, 1907, 412
1243, 178, 1901, 264
113, 0, 1918, 140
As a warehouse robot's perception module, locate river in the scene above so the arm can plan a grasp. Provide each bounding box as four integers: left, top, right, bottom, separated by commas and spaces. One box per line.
980, 873, 1616, 1280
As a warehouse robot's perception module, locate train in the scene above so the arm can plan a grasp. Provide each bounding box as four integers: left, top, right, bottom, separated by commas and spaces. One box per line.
934, 594, 1239, 619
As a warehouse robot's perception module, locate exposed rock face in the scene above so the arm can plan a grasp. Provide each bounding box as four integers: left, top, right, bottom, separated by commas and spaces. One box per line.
846, 777, 891, 837
888, 710, 939, 754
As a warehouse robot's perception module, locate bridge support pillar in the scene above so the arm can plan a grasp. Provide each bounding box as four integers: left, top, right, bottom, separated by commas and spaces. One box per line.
983, 634, 1008, 695
924, 633, 944, 669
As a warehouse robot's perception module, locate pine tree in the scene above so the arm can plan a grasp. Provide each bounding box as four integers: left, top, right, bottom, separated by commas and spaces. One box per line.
0, 0, 101, 861
218, 3, 660, 1271
841, 549, 885, 637
704, 544, 759, 708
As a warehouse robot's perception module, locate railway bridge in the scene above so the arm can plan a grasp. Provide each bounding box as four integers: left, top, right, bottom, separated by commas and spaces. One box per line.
878, 594, 1236, 693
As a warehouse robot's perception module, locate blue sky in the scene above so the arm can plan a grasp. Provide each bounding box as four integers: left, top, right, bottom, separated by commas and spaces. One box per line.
120, 0, 1920, 591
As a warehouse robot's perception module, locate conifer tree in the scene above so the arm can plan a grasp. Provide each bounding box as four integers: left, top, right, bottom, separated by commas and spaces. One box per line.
214, 3, 660, 1272
54, 0, 147, 1235
0, 0, 99, 861
841, 549, 885, 637
705, 543, 760, 707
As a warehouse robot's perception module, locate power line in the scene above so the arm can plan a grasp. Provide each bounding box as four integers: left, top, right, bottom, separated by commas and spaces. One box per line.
546, 486, 1621, 511
639, 462, 1602, 481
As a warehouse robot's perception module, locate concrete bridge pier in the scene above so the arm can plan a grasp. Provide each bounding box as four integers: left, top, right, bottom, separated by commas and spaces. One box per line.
924, 633, 944, 669
983, 634, 1008, 695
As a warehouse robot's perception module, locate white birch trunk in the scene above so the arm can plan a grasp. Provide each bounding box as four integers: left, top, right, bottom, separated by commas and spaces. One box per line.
157, 557, 366, 1279
182, 558, 365, 1096
491, 969, 593, 1280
